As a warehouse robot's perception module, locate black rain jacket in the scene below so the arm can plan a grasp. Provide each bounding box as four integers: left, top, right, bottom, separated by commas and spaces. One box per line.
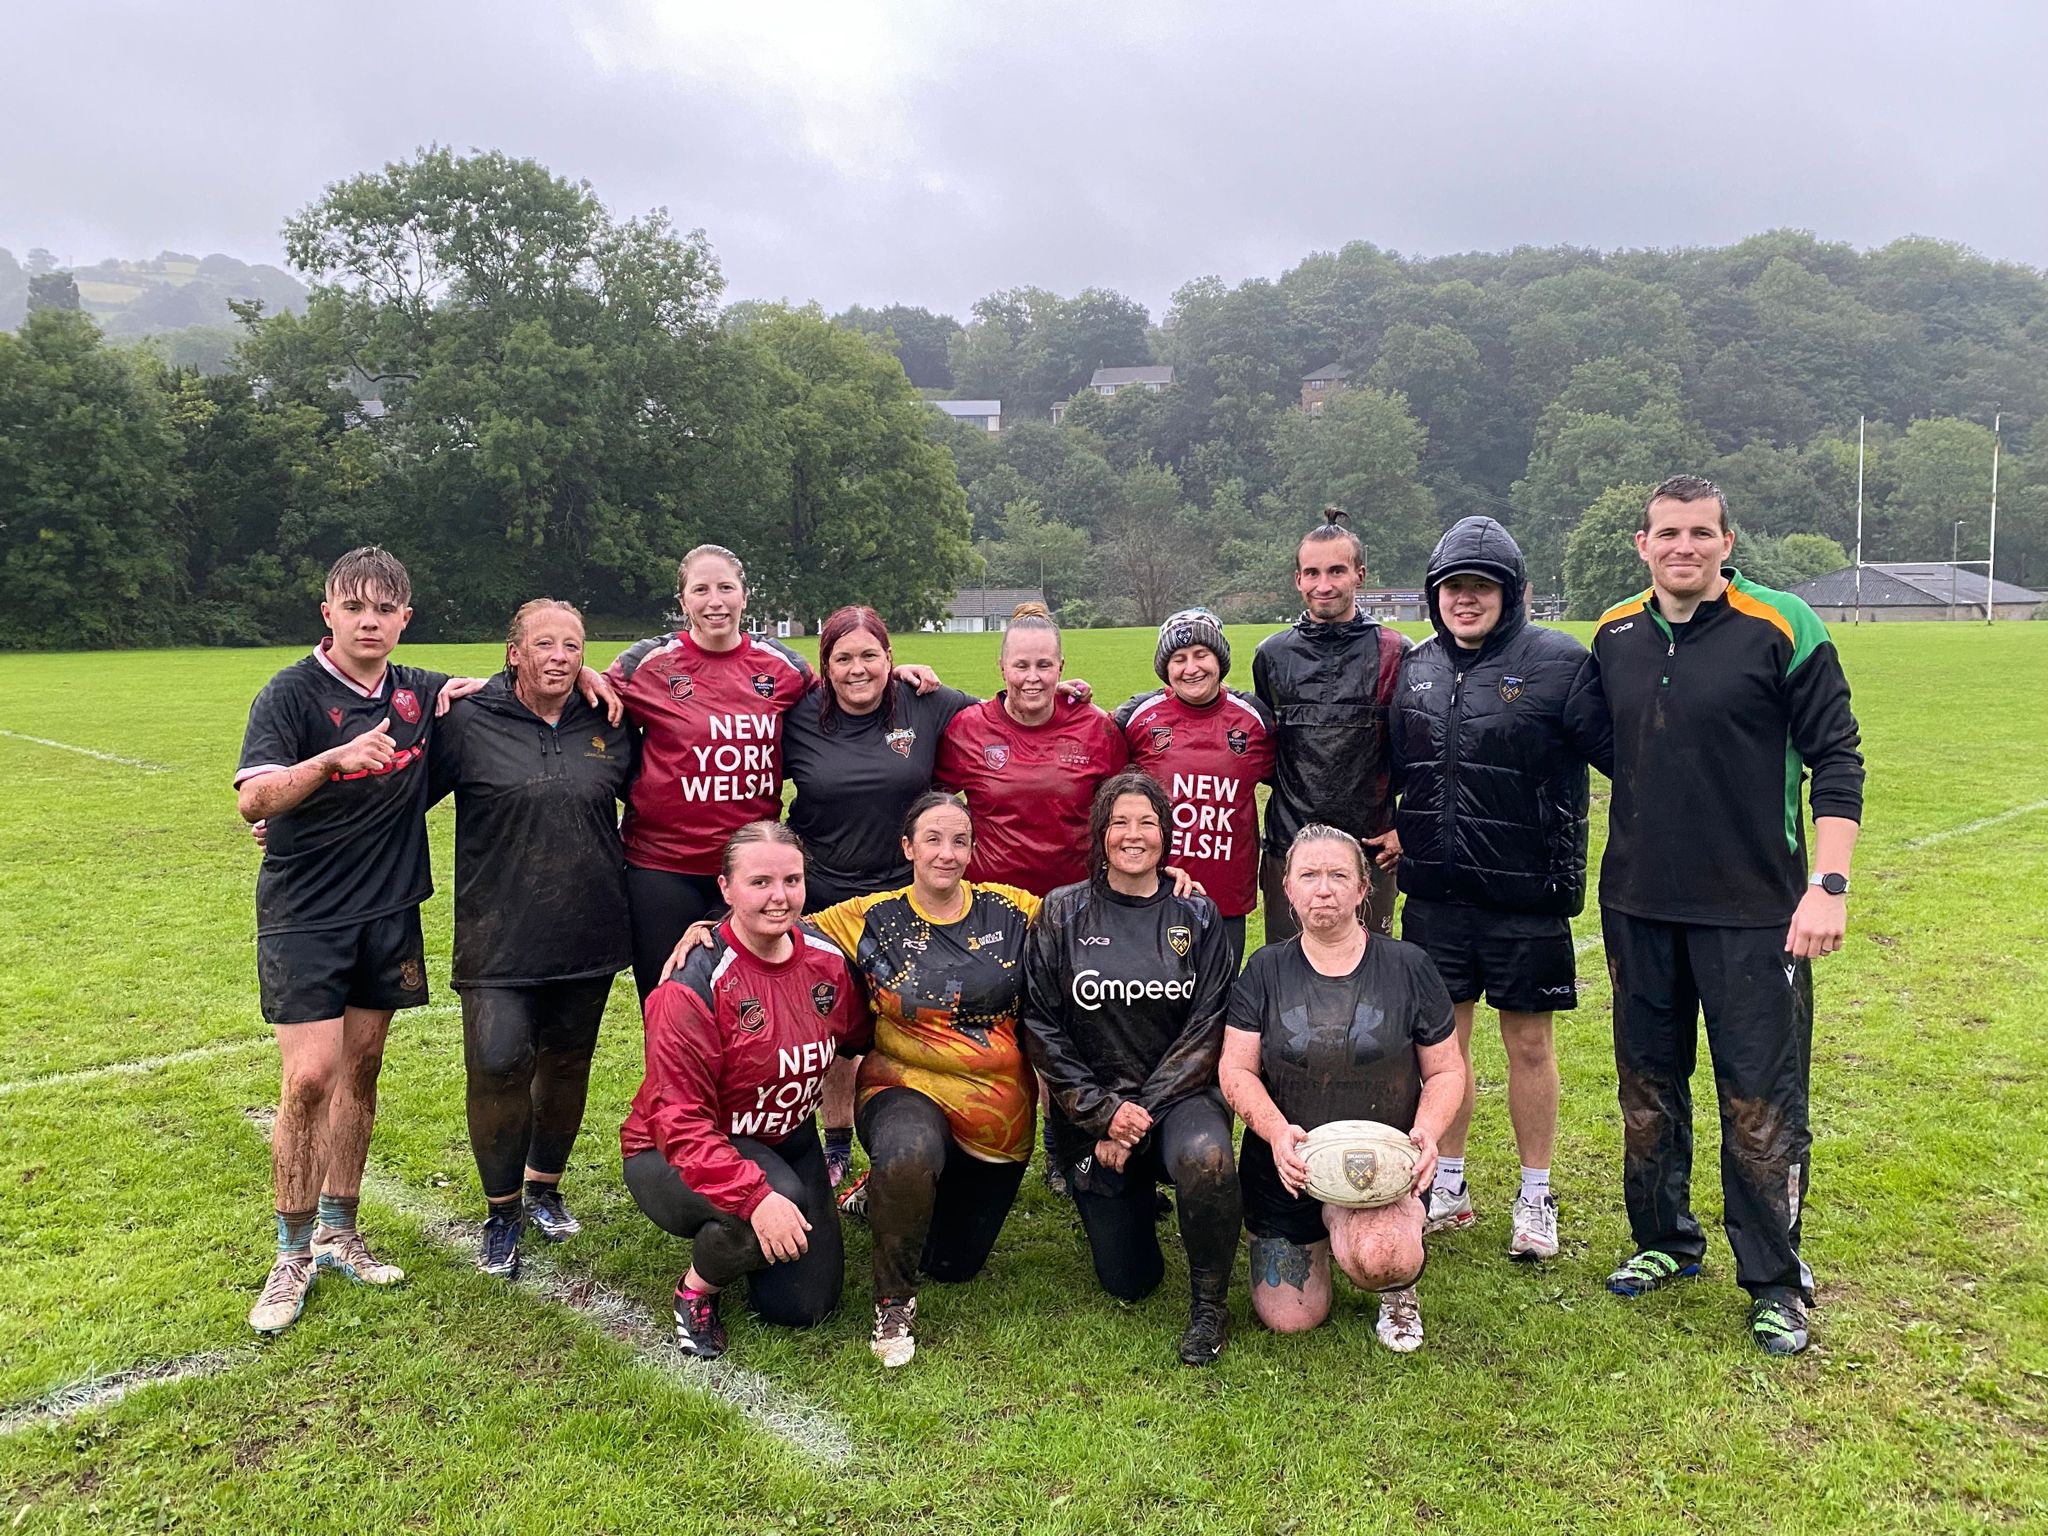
1390, 517, 1612, 918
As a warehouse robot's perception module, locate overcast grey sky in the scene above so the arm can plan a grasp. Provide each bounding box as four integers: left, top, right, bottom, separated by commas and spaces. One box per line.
5, 1, 2043, 317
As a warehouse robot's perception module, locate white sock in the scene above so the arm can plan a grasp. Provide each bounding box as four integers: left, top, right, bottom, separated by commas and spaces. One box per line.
1519, 1166, 1551, 1201
1434, 1156, 1466, 1193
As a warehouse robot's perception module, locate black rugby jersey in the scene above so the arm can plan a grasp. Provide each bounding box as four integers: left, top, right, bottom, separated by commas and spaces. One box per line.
1020, 880, 1234, 1165
1226, 936, 1454, 1132
782, 679, 978, 906
235, 641, 447, 935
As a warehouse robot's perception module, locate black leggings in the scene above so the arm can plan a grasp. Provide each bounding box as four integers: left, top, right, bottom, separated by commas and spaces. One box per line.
627, 867, 723, 1002
461, 976, 613, 1201
857, 1087, 1028, 1300
621, 1120, 844, 1327
1070, 1093, 1241, 1306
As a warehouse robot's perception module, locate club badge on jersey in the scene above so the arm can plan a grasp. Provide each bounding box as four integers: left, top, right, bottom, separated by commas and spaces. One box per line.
886, 727, 916, 758
393, 688, 421, 724
667, 672, 694, 701
982, 742, 1010, 770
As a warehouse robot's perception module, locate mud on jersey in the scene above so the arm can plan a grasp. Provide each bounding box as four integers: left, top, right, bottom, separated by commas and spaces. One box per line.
810, 882, 1041, 1163
1020, 881, 1235, 1166
607, 631, 813, 876
621, 919, 870, 1217
1114, 687, 1276, 918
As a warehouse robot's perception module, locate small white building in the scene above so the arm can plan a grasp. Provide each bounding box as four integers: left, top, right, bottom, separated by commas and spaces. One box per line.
1792, 563, 2043, 621
935, 586, 1047, 634
1089, 364, 1174, 397
934, 399, 1002, 432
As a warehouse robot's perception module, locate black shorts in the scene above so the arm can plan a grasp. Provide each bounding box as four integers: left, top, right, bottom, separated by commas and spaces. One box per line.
1401, 896, 1577, 1013
1238, 1126, 1330, 1248
257, 907, 428, 1025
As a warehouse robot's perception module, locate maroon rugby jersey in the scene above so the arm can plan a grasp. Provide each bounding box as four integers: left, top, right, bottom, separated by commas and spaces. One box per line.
607, 631, 813, 875
620, 919, 871, 1216
1114, 687, 1277, 917
934, 693, 1128, 895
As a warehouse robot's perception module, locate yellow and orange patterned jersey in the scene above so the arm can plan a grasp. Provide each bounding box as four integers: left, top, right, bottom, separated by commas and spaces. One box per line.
809, 882, 1040, 1163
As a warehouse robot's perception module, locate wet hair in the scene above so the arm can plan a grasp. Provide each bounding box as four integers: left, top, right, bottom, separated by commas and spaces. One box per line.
1296, 506, 1365, 571
816, 605, 897, 733
325, 546, 411, 606
900, 790, 971, 846
505, 597, 584, 653
1000, 600, 1061, 661
719, 819, 805, 880
1284, 823, 1369, 882
677, 543, 747, 595
1086, 770, 1173, 888
1641, 474, 1729, 534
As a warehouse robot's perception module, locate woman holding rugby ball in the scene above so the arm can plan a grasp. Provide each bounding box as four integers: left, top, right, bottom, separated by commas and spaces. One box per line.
1219, 825, 1465, 1352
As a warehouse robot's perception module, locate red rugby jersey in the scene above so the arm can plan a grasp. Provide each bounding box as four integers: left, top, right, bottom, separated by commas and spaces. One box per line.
620, 919, 871, 1217
934, 694, 1129, 895
608, 631, 813, 875
1114, 687, 1277, 917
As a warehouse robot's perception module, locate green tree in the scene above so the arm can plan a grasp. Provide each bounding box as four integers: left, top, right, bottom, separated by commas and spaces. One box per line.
977, 496, 1092, 608
0, 311, 183, 647
26, 269, 80, 313
1266, 386, 1437, 583
1877, 416, 1998, 562
1563, 482, 1654, 619
736, 306, 973, 628
834, 303, 960, 390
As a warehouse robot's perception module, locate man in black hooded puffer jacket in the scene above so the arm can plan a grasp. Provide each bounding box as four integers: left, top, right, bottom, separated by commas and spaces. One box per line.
1382, 516, 1611, 1261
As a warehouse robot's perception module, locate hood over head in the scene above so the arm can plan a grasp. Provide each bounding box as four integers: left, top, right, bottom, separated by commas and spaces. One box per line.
1426, 517, 1528, 648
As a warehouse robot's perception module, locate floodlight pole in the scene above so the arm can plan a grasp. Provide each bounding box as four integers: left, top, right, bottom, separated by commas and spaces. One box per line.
1951, 521, 1964, 621
1987, 411, 2001, 624
1853, 416, 1865, 624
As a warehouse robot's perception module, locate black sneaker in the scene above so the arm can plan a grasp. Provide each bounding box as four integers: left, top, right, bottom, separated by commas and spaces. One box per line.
478, 1207, 523, 1279
1750, 1296, 1810, 1356
674, 1281, 727, 1360
524, 1186, 580, 1242
1179, 1297, 1228, 1366
1042, 1161, 1071, 1200
1605, 1249, 1702, 1298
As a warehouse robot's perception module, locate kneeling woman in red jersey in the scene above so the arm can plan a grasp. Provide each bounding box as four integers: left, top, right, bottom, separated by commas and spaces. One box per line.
1021, 772, 1242, 1367
620, 823, 871, 1360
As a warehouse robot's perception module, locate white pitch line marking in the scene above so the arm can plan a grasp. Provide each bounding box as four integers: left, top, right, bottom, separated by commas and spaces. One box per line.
1906, 799, 2048, 848
0, 728, 171, 772
238, 1109, 853, 1466
0, 1004, 461, 1098
0, 1351, 253, 1437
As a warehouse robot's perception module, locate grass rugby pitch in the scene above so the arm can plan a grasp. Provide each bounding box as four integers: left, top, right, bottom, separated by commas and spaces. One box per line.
0, 621, 2044, 1533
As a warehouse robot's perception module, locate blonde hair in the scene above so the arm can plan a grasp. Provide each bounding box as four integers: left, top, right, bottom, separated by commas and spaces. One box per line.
1285, 823, 1368, 881
1000, 600, 1061, 660
678, 543, 747, 594
506, 597, 584, 652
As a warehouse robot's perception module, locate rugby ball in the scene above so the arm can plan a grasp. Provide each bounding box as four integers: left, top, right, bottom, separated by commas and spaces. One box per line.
1298, 1119, 1421, 1209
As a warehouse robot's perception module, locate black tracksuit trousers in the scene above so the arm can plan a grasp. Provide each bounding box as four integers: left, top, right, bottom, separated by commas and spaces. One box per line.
1603, 910, 1815, 1304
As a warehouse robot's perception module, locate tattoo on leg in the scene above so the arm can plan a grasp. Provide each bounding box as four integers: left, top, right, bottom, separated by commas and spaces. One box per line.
1251, 1235, 1312, 1292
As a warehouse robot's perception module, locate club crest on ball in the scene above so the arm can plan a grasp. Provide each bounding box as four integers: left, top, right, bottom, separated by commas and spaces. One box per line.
1343, 1149, 1380, 1190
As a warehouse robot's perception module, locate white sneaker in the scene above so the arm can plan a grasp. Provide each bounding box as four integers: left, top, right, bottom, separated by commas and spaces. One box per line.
1375, 1286, 1423, 1353
1508, 1192, 1560, 1261
249, 1254, 316, 1334
312, 1227, 406, 1285
871, 1295, 917, 1368
1422, 1182, 1475, 1235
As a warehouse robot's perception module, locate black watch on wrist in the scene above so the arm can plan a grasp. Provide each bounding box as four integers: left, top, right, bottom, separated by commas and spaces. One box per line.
1810, 872, 1849, 897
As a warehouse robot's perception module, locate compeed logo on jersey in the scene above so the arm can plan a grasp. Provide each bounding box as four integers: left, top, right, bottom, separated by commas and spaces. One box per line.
1499, 676, 1524, 703
667, 672, 694, 702
752, 672, 776, 698
1149, 725, 1173, 751
393, 689, 421, 724
811, 981, 839, 1016
1225, 727, 1249, 756
1071, 969, 1194, 1012
982, 742, 1010, 770
886, 727, 916, 758
737, 997, 767, 1034
1167, 924, 1192, 958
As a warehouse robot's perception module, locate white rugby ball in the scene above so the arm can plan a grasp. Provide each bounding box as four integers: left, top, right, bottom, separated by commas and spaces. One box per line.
1298, 1119, 1420, 1209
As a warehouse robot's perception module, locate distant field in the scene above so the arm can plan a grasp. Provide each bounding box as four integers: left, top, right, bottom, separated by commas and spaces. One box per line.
0, 622, 2043, 1533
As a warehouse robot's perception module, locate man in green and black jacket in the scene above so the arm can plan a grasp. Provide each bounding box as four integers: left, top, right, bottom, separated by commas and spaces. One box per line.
1589, 475, 1864, 1357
